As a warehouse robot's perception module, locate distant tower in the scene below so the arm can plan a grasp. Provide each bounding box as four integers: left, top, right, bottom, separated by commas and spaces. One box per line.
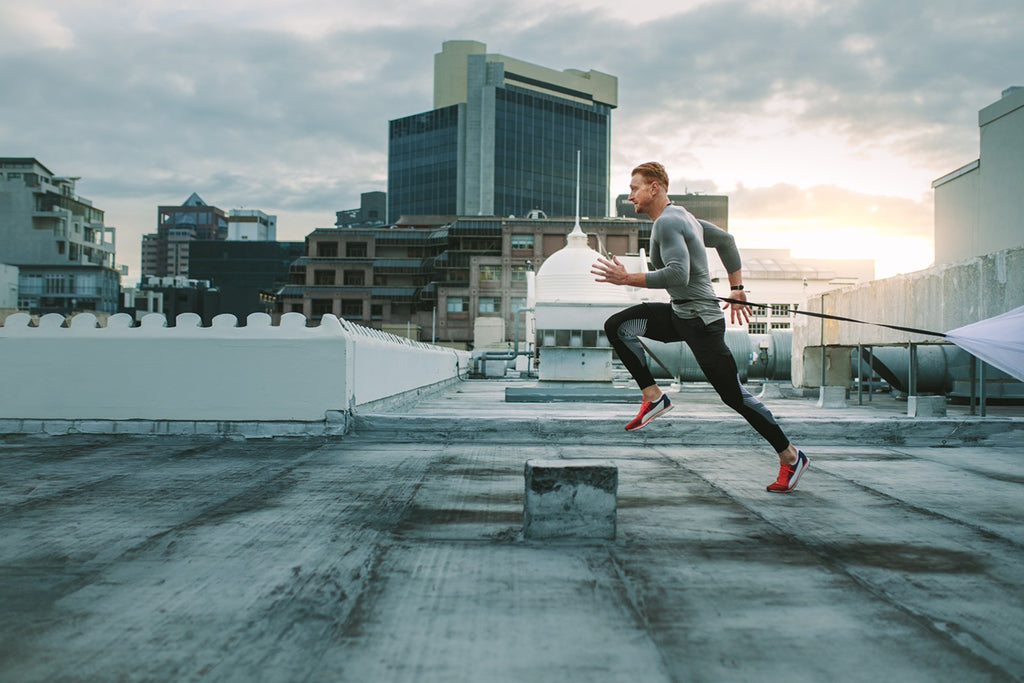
141, 193, 228, 278
388, 40, 618, 222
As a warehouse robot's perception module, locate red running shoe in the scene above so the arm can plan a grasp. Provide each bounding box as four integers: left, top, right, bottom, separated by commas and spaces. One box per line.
624, 394, 673, 431
767, 450, 810, 493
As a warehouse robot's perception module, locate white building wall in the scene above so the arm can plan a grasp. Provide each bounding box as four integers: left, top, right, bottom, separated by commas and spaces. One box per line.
228, 209, 277, 241
0, 312, 470, 431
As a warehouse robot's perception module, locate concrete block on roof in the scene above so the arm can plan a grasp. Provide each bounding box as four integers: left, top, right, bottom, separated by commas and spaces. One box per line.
816, 385, 848, 409
908, 395, 947, 417
523, 459, 617, 540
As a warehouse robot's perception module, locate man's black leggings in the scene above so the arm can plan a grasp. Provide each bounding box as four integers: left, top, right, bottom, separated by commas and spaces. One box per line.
604, 303, 791, 453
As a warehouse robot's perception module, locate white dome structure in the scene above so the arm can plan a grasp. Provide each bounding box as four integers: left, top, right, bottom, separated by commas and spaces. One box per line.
534, 223, 634, 305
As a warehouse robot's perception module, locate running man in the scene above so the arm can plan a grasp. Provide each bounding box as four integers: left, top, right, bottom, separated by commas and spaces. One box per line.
591, 161, 809, 493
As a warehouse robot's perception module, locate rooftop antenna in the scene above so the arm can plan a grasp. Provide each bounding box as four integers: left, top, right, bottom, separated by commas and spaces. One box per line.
567, 150, 587, 247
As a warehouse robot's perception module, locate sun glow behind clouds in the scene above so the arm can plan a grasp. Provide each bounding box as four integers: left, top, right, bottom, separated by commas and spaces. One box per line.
731, 219, 933, 279
616, 88, 942, 278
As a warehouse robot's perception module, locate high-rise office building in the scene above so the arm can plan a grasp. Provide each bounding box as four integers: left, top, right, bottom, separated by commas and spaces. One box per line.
0, 158, 120, 315
388, 41, 617, 222
141, 193, 228, 278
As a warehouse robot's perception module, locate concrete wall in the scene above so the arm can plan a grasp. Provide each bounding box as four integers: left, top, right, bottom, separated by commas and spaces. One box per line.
0, 312, 470, 429
0, 263, 17, 308
978, 88, 1024, 256
933, 162, 980, 266
933, 87, 1024, 266
793, 246, 1024, 387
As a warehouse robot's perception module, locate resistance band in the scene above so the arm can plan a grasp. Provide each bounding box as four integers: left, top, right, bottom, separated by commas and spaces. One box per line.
714, 296, 948, 338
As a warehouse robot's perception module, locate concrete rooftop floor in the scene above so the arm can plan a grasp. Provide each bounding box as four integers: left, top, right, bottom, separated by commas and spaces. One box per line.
2, 379, 1023, 682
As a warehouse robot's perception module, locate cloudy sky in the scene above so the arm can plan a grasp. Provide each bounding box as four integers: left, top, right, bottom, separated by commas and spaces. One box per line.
2, 0, 1020, 283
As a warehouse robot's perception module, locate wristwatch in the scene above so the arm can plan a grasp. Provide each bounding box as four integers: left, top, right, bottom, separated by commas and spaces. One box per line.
730, 284, 744, 291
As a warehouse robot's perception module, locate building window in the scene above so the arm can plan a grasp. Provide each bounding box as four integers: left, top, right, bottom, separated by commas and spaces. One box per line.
313, 269, 336, 285
346, 242, 367, 257
771, 322, 791, 330
344, 270, 365, 286
290, 303, 304, 314
19, 274, 43, 295
511, 297, 527, 313
511, 234, 534, 250
446, 296, 467, 313
371, 304, 383, 320
312, 299, 333, 317
770, 303, 791, 317
478, 297, 501, 314
341, 299, 363, 318
749, 322, 768, 334
44, 273, 64, 294
316, 242, 338, 257
479, 265, 501, 282
510, 265, 528, 282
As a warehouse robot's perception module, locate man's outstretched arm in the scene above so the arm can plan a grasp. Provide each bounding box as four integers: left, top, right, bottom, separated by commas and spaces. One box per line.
699, 220, 751, 324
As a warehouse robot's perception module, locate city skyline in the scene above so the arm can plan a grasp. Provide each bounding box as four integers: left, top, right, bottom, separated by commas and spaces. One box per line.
2, 1, 1021, 283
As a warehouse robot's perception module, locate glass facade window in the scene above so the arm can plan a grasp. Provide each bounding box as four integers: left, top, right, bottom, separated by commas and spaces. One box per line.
493, 85, 610, 219
388, 105, 460, 220
510, 265, 528, 282
45, 273, 64, 294
479, 265, 501, 282
19, 273, 43, 294
511, 234, 534, 251
17, 268, 120, 314
446, 296, 467, 313
312, 299, 333, 317
388, 84, 611, 221
478, 297, 501, 314
75, 272, 98, 295
316, 242, 338, 257
341, 300, 363, 318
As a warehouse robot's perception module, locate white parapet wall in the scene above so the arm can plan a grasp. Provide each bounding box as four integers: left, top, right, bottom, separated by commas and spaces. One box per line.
340, 316, 470, 407
0, 311, 470, 434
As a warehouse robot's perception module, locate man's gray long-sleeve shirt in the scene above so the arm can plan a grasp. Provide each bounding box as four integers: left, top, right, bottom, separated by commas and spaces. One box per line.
643, 204, 741, 324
